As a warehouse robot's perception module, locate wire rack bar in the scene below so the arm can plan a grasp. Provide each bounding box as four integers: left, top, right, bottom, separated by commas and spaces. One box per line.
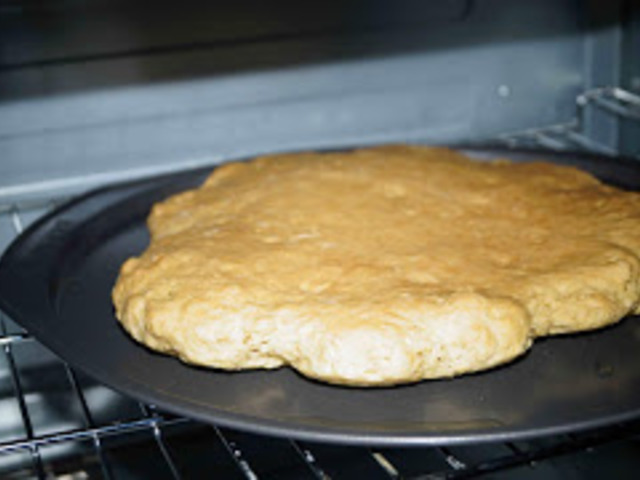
287, 441, 329, 479
370, 451, 401, 478
531, 131, 573, 151
139, 404, 183, 480
0, 332, 32, 346
213, 427, 259, 480
559, 129, 617, 155
0, 204, 46, 478
578, 87, 640, 120
1, 334, 46, 478
63, 364, 114, 480
608, 87, 640, 107
0, 417, 191, 457
498, 122, 618, 156
438, 447, 467, 471
9, 208, 24, 235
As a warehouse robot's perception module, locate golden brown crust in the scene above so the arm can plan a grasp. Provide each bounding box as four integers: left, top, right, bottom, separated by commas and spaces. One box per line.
112, 145, 640, 386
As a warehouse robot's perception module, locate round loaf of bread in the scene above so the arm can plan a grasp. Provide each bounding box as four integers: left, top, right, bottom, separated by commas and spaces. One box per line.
112, 145, 640, 386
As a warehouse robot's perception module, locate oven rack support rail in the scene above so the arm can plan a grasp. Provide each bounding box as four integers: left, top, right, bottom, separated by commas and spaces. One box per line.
499, 87, 640, 157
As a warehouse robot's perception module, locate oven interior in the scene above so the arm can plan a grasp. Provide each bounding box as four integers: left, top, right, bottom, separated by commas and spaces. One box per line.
1, 0, 639, 478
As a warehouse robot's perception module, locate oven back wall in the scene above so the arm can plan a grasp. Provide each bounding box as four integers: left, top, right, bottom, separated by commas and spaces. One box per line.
0, 0, 602, 202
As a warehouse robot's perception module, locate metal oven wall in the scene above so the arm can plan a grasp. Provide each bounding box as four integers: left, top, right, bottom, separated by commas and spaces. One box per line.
1, 0, 632, 203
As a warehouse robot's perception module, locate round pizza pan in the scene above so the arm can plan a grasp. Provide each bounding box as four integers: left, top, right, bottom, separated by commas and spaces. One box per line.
1, 146, 639, 446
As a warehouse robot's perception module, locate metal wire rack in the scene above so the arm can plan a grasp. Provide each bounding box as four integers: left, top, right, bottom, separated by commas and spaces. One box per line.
498, 87, 640, 157
1, 88, 640, 479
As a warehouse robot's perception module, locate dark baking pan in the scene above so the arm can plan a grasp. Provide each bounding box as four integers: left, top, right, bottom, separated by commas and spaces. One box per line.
1, 146, 639, 446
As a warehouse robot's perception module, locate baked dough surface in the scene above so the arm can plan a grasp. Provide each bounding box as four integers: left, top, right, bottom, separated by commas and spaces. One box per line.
112, 145, 640, 386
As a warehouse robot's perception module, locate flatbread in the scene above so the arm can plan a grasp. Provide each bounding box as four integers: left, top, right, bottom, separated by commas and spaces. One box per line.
112, 145, 640, 386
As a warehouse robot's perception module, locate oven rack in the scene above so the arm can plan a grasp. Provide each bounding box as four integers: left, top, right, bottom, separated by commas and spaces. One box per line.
1, 188, 640, 479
